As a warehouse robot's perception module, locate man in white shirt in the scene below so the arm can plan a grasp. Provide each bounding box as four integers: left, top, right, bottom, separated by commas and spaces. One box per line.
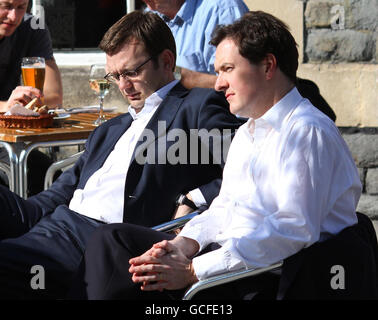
0, 11, 243, 299
72, 11, 362, 300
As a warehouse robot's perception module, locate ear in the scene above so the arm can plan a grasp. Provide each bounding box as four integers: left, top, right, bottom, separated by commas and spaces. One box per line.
159, 49, 176, 72
263, 53, 277, 80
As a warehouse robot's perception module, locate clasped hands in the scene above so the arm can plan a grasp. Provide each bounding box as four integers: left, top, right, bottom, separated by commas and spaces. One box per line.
129, 236, 200, 292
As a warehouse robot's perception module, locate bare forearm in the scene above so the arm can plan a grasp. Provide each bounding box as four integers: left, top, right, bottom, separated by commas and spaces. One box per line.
171, 235, 200, 258
44, 59, 63, 107
180, 68, 217, 89
43, 92, 62, 107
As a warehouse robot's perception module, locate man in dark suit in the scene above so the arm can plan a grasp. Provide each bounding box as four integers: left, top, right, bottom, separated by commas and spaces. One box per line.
0, 11, 243, 299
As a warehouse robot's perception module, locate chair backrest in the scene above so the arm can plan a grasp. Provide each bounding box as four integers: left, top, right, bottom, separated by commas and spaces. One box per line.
0, 163, 11, 190
279, 212, 378, 300
44, 150, 84, 190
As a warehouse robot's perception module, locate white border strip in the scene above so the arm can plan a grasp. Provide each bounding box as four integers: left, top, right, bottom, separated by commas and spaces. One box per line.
54, 52, 106, 66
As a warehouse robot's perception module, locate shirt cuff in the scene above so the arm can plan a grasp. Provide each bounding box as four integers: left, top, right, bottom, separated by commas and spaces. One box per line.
188, 188, 207, 207
179, 219, 211, 252
191, 246, 247, 280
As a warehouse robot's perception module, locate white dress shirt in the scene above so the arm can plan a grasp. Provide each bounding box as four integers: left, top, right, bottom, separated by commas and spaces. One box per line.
179, 87, 362, 280
69, 80, 181, 223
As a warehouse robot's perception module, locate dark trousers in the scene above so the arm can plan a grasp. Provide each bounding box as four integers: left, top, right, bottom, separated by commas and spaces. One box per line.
69, 223, 178, 300
0, 185, 103, 299
69, 223, 280, 300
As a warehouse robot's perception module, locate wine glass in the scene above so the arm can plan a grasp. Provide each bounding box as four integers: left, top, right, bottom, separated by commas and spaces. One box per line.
89, 64, 110, 126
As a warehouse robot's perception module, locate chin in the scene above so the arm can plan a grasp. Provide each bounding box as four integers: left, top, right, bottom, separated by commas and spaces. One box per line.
126, 97, 140, 107
130, 102, 144, 110
230, 105, 243, 117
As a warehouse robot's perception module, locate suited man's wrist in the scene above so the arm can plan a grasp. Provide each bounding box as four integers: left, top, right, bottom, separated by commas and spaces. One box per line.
176, 194, 197, 210
186, 189, 207, 208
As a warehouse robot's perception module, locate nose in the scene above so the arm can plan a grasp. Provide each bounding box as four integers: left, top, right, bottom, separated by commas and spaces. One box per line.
6, 8, 17, 22
214, 73, 228, 92
117, 76, 133, 91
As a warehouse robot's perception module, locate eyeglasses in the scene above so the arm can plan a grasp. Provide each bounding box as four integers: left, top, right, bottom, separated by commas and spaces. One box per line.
104, 56, 154, 83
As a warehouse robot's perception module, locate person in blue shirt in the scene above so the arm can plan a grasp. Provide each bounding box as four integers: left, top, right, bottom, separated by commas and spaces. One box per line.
143, 0, 249, 89
143, 1, 336, 120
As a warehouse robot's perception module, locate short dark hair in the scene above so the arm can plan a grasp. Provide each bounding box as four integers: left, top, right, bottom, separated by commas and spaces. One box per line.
99, 11, 176, 67
210, 11, 298, 84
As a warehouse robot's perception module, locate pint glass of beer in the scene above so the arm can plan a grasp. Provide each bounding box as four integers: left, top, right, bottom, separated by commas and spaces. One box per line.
21, 57, 46, 91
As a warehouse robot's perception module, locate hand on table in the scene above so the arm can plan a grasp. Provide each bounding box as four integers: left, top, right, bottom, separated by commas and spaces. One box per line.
5, 86, 44, 110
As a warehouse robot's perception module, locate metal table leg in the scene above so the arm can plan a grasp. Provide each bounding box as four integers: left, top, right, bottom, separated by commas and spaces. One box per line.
0, 141, 21, 195
19, 139, 87, 199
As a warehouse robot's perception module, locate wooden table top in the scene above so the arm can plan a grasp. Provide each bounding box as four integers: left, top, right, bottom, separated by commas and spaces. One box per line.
0, 112, 121, 143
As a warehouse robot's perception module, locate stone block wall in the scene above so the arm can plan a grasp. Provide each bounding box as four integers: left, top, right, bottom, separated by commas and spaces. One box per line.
304, 0, 377, 63
301, 0, 378, 224
341, 128, 378, 219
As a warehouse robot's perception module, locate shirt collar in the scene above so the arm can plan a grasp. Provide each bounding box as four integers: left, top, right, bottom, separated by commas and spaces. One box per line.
128, 79, 179, 120
246, 87, 303, 139
155, 0, 194, 25
259, 87, 303, 132
174, 0, 195, 24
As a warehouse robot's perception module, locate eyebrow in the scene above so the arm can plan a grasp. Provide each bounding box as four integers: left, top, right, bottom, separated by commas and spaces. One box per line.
107, 62, 130, 76
215, 63, 234, 73
0, 1, 28, 6
114, 58, 143, 74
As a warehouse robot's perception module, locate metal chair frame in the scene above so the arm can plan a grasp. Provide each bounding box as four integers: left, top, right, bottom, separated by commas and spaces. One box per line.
44, 150, 85, 190
183, 262, 283, 300
0, 162, 12, 191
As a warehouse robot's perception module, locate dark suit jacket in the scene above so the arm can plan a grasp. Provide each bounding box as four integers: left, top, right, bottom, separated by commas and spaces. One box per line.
24, 83, 244, 228
296, 78, 336, 122
279, 212, 378, 300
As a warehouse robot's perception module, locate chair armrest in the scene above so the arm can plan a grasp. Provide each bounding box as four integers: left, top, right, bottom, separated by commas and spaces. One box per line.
44, 150, 85, 190
152, 210, 202, 232
183, 262, 283, 300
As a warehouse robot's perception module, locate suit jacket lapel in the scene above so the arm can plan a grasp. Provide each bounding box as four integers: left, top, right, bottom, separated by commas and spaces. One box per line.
78, 112, 134, 189
91, 113, 133, 169
130, 83, 188, 164
104, 112, 134, 156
